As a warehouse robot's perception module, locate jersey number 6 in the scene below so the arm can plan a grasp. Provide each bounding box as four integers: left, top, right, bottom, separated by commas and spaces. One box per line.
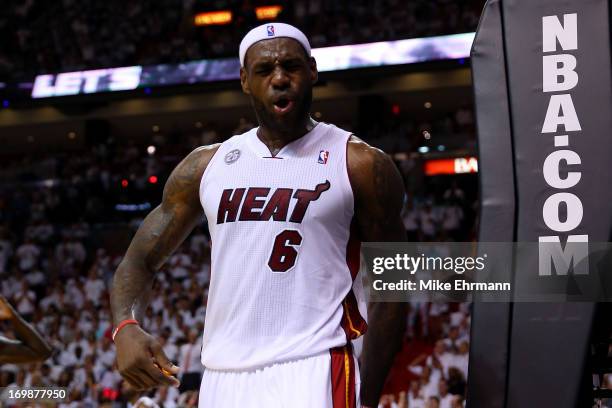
268, 230, 303, 272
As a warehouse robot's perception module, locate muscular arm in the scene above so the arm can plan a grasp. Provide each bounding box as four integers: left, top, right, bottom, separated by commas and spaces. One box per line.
110, 144, 218, 389
347, 136, 407, 407
111, 145, 218, 324
0, 297, 52, 364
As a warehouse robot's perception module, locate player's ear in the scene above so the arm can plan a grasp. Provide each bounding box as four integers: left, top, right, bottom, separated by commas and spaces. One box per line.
240, 67, 251, 95
309, 57, 318, 84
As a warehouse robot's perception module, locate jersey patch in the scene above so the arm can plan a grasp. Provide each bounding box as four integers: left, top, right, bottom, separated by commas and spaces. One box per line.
224, 149, 241, 164
318, 150, 329, 164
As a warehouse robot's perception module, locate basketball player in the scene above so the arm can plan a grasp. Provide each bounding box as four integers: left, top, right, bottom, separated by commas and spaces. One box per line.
0, 296, 52, 364
111, 23, 407, 407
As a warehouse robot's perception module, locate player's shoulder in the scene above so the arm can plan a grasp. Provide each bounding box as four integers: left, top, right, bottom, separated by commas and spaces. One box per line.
346, 135, 390, 171
168, 143, 222, 190
185, 143, 223, 174
177, 129, 256, 187
195, 129, 256, 167
346, 134, 401, 200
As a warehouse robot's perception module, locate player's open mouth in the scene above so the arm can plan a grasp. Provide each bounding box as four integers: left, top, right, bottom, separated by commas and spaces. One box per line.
273, 97, 294, 114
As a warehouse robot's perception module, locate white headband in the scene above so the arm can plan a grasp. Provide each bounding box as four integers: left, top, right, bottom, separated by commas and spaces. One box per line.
239, 23, 311, 67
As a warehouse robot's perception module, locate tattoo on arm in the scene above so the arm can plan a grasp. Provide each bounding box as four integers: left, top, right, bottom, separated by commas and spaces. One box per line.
111, 146, 218, 326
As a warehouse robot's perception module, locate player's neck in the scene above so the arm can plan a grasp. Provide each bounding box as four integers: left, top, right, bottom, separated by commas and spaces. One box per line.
256, 116, 317, 156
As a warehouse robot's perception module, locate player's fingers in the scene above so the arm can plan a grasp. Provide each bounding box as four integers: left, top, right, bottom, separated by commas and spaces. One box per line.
137, 366, 172, 389
150, 342, 180, 375
143, 360, 180, 387
153, 362, 181, 387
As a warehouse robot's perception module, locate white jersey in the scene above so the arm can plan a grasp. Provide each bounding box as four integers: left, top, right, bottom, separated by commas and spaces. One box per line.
199, 122, 367, 370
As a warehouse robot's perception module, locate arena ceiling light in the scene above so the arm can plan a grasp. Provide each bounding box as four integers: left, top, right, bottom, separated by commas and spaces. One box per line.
194, 11, 232, 26
255, 5, 282, 20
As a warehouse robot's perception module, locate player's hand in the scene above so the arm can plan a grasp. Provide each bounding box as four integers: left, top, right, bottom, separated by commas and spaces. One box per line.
0, 296, 15, 320
114, 324, 180, 390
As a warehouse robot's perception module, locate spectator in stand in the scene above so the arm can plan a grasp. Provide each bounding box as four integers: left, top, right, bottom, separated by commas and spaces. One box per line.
16, 237, 40, 272
153, 385, 180, 408
446, 367, 466, 400
419, 202, 439, 240
407, 380, 426, 407
420, 365, 439, 401
442, 326, 462, 353
177, 330, 203, 393
378, 393, 399, 408
437, 378, 455, 408
159, 331, 179, 365
441, 203, 464, 241
402, 200, 420, 241
84, 267, 106, 305
451, 395, 465, 408
14, 280, 36, 321
450, 341, 469, 383
426, 395, 440, 408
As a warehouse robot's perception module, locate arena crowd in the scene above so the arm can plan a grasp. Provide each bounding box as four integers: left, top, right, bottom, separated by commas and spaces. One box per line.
0, 0, 484, 81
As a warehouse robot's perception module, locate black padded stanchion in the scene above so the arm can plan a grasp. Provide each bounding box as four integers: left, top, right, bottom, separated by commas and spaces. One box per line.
467, 1, 515, 406
469, 0, 612, 406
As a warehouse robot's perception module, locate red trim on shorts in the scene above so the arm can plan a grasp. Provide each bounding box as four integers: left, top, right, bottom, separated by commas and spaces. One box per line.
330, 345, 357, 408
347, 347, 356, 408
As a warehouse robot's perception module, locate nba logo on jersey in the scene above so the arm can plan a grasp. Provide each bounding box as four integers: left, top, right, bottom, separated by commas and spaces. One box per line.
318, 150, 329, 164
267, 25, 275, 36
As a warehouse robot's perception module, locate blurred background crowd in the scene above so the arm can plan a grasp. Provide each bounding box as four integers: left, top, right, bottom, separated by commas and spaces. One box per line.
0, 0, 487, 407
0, 0, 483, 82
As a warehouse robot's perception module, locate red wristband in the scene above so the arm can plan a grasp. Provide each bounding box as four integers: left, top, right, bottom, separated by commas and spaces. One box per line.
112, 319, 139, 342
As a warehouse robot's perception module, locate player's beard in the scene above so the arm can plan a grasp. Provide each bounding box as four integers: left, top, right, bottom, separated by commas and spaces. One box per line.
251, 87, 313, 134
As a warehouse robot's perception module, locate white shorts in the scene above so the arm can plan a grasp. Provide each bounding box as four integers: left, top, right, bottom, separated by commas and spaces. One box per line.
198, 345, 360, 408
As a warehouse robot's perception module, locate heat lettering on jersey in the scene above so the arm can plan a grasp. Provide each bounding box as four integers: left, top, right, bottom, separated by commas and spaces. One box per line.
217, 180, 330, 224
